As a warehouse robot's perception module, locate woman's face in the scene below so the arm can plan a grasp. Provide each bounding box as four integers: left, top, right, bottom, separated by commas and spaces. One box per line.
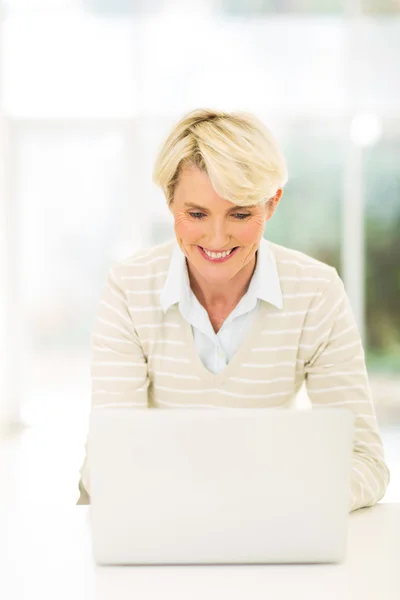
170, 166, 281, 286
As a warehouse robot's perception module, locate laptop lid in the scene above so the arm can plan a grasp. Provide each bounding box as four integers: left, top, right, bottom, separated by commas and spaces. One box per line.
87, 407, 354, 565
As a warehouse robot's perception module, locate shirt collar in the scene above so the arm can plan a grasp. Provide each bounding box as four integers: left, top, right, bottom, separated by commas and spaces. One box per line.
159, 237, 283, 314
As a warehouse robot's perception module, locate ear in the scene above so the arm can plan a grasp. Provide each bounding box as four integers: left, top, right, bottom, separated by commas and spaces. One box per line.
264, 188, 283, 221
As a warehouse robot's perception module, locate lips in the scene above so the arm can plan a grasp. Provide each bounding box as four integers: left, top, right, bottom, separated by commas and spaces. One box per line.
197, 245, 240, 262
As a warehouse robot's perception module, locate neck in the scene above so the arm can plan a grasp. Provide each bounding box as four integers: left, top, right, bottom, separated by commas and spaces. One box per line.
187, 254, 257, 310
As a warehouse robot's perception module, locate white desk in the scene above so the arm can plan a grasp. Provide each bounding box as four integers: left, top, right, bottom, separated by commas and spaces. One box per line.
1, 504, 399, 600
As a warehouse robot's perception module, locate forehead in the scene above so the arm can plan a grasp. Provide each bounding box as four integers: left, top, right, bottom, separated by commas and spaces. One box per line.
175, 167, 219, 200
174, 167, 256, 211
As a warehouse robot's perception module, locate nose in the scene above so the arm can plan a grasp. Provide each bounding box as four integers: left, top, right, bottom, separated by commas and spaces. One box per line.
203, 218, 231, 250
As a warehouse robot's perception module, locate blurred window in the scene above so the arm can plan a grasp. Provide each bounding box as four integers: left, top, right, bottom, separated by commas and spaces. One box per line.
13, 126, 130, 422
2, 12, 138, 118
265, 119, 343, 274
219, 0, 345, 15
364, 123, 400, 372
362, 0, 400, 14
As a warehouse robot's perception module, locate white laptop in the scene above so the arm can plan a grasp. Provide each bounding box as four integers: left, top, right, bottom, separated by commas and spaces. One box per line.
87, 406, 355, 565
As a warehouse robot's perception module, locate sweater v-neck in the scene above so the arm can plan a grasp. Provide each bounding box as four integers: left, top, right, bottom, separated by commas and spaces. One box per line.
178, 300, 269, 386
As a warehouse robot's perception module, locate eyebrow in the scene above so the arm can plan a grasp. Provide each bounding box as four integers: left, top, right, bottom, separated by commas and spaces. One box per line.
183, 202, 256, 212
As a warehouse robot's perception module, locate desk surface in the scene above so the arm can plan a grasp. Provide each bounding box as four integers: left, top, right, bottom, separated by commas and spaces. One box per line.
1, 503, 399, 600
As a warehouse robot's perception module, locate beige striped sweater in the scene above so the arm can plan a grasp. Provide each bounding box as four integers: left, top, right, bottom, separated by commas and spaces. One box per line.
77, 238, 390, 511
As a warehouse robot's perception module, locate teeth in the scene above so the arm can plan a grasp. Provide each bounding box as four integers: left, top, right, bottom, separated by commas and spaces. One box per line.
203, 248, 233, 259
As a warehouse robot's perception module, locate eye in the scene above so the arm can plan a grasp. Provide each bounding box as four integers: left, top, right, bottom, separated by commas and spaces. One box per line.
233, 213, 251, 220
188, 211, 251, 220
189, 212, 206, 219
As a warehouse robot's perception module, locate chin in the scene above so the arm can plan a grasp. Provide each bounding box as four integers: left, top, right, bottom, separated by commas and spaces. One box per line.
198, 264, 237, 279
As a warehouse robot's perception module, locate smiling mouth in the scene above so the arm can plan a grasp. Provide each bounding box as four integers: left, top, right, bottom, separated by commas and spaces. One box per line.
197, 246, 240, 261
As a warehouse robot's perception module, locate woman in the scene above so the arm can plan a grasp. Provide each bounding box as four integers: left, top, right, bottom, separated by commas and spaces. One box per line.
77, 108, 390, 511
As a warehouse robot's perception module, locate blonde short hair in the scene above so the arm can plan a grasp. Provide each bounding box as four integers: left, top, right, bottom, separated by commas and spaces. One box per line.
152, 108, 288, 207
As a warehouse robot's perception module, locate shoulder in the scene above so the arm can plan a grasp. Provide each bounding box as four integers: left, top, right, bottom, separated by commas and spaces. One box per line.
110, 239, 175, 283
266, 241, 346, 314
267, 240, 338, 288
116, 238, 175, 269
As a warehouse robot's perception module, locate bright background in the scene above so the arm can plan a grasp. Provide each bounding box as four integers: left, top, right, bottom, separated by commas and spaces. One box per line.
0, 0, 399, 506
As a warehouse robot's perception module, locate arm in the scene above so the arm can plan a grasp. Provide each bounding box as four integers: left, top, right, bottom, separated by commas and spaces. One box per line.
301, 270, 390, 512
77, 262, 149, 504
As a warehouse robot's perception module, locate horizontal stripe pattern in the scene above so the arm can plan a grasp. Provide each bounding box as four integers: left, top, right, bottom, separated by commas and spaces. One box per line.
78, 238, 390, 513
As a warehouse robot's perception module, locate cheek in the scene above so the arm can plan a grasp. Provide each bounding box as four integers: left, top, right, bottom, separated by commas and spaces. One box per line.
174, 219, 201, 243
235, 220, 265, 245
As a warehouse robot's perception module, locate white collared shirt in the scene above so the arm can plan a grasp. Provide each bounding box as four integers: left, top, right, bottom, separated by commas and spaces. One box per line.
159, 238, 283, 374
